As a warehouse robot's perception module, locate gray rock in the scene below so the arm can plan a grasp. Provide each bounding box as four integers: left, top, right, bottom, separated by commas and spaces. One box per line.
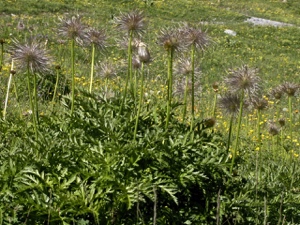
224, 29, 237, 36
245, 17, 293, 27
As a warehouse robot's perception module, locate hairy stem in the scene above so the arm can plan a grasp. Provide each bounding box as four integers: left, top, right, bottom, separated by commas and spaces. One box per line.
71, 38, 75, 115
120, 30, 133, 114
226, 115, 234, 153
52, 67, 60, 103
257, 109, 262, 180
182, 75, 189, 122
89, 43, 96, 93
27, 66, 38, 140
230, 92, 244, 173
288, 96, 293, 139
165, 48, 174, 129
3, 60, 14, 120
33, 72, 39, 124
212, 91, 217, 117
190, 44, 195, 131
0, 42, 3, 68
134, 62, 144, 140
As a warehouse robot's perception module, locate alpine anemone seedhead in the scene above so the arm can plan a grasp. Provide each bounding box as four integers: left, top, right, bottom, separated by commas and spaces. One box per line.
17, 20, 25, 31
280, 82, 299, 97
137, 42, 151, 63
202, 117, 216, 128
224, 65, 261, 97
270, 86, 283, 100
132, 56, 141, 70
251, 97, 268, 111
181, 24, 209, 51
86, 28, 107, 49
58, 15, 88, 45
278, 118, 286, 127
115, 10, 146, 36
174, 57, 201, 76
96, 61, 117, 79
268, 121, 280, 136
157, 28, 185, 52
10, 38, 51, 74
212, 82, 219, 92
219, 92, 241, 117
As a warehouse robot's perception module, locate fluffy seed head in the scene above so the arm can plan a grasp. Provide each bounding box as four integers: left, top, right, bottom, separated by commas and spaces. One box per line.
270, 86, 283, 100
202, 117, 216, 128
268, 121, 280, 136
132, 56, 141, 70
224, 65, 260, 97
17, 20, 25, 31
10, 38, 52, 74
115, 10, 146, 35
86, 28, 107, 49
278, 118, 286, 127
219, 92, 241, 117
157, 28, 185, 52
251, 97, 268, 111
212, 82, 219, 92
280, 82, 299, 97
58, 15, 88, 45
174, 57, 200, 77
137, 42, 151, 63
180, 24, 209, 51
96, 61, 117, 79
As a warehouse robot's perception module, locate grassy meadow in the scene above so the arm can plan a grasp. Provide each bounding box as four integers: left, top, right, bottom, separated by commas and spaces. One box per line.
1, 0, 300, 224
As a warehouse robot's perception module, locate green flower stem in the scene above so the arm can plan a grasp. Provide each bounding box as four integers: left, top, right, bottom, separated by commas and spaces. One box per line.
128, 33, 133, 95
190, 44, 195, 131
33, 72, 39, 125
182, 75, 189, 122
134, 62, 144, 140
288, 96, 293, 139
120, 30, 133, 114
71, 38, 75, 116
134, 70, 138, 101
257, 109, 262, 145
53, 68, 60, 103
257, 109, 262, 180
230, 92, 244, 173
89, 43, 96, 93
290, 159, 295, 191
13, 78, 22, 118
104, 78, 108, 96
3, 60, 14, 120
226, 115, 234, 152
27, 66, 38, 140
165, 48, 174, 129
212, 91, 217, 117
58, 43, 62, 64
288, 96, 292, 123
280, 128, 284, 152
0, 42, 3, 67
276, 101, 280, 119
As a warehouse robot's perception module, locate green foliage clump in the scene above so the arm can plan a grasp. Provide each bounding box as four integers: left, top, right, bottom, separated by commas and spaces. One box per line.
0, 91, 232, 224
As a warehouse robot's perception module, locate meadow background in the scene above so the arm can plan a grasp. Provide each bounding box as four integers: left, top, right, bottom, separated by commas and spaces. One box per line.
1, 0, 300, 224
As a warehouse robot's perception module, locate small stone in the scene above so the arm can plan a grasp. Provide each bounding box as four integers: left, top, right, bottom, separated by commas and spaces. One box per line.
224, 29, 237, 36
